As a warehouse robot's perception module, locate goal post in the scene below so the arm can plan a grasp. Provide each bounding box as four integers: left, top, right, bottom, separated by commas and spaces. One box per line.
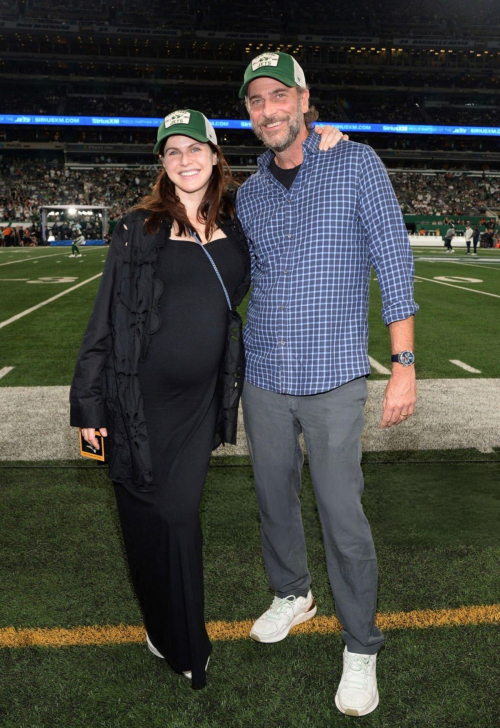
40, 204, 110, 245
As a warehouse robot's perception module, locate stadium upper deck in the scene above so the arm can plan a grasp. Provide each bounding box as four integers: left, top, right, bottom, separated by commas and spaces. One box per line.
2, 0, 500, 170
8, 0, 500, 33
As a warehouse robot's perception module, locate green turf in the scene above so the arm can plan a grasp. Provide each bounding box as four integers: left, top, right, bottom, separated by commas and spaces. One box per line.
1, 248, 499, 386
1, 459, 499, 727
0, 247, 107, 319
368, 256, 500, 379
1, 461, 498, 627
0, 248, 107, 386
1, 625, 498, 728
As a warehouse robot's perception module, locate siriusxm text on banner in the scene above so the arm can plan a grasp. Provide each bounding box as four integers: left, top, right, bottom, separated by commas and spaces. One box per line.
1, 115, 500, 136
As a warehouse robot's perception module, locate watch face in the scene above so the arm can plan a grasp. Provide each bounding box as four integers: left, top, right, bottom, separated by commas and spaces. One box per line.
399, 351, 415, 366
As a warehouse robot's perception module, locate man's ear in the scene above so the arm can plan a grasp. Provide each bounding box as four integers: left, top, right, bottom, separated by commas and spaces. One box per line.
300, 88, 310, 113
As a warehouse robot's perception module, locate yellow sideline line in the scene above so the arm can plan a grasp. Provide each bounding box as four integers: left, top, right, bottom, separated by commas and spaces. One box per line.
1, 605, 499, 649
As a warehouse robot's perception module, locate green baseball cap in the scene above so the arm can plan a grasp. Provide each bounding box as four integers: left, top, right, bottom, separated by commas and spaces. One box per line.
238, 51, 307, 99
154, 109, 218, 154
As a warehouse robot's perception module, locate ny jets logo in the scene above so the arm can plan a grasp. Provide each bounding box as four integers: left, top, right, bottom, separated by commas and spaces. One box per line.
164, 110, 191, 128
251, 53, 280, 71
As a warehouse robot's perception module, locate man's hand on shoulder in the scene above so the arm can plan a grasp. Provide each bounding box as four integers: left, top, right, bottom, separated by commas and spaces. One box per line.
380, 366, 417, 428
314, 125, 349, 151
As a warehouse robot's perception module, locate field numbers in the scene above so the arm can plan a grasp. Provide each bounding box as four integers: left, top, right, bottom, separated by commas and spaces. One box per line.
27, 277, 78, 284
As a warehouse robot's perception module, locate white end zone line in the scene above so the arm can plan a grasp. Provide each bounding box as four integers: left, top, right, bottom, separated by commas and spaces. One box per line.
368, 356, 391, 375
449, 360, 482, 374
414, 275, 500, 298
0, 366, 14, 379
0, 273, 103, 330
0, 248, 105, 267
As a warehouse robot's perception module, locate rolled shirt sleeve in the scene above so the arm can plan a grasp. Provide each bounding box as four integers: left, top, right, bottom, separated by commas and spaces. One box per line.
358, 146, 419, 326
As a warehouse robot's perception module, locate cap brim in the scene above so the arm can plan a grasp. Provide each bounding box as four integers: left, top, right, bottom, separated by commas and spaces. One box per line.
238, 69, 298, 99
153, 127, 210, 154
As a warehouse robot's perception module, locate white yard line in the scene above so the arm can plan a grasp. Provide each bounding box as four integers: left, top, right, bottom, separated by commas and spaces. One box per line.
0, 366, 14, 379
0, 273, 103, 330
416, 260, 500, 272
414, 275, 500, 299
368, 356, 391, 375
449, 360, 482, 374
0, 248, 104, 267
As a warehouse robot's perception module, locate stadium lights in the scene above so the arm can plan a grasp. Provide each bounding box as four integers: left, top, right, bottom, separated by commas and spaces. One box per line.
68, 207, 77, 216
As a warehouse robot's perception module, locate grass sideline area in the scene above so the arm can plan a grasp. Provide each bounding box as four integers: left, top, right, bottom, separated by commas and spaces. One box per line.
1, 458, 499, 727
0, 246, 499, 386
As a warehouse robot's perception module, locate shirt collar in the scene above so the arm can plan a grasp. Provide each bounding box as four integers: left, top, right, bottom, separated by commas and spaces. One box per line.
257, 130, 320, 172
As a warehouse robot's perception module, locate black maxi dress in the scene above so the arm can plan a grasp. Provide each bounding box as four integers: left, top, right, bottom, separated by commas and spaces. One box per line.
113, 234, 245, 687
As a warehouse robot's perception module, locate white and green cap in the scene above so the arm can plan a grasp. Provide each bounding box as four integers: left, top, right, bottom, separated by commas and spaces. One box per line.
154, 109, 217, 154
239, 51, 306, 99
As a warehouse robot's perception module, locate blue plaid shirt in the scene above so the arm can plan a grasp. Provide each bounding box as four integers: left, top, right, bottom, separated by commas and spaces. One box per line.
236, 133, 418, 395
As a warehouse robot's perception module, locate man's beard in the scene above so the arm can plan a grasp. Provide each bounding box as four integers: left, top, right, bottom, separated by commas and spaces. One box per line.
252, 101, 303, 153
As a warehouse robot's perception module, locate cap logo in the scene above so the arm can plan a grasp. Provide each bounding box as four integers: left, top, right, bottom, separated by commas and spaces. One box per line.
164, 110, 191, 128
251, 53, 280, 71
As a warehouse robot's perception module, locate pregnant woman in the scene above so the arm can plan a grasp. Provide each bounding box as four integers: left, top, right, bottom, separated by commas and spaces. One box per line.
70, 111, 250, 687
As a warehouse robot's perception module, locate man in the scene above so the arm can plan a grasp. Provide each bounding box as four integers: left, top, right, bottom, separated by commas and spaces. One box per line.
464, 221, 473, 255
69, 223, 84, 258
236, 52, 418, 718
472, 225, 480, 256
444, 222, 455, 253
2, 222, 15, 247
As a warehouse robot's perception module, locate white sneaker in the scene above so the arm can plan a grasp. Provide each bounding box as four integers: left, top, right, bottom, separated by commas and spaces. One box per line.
450, 249, 455, 253
335, 647, 379, 717
472, 253, 478, 256
69, 254, 75, 257
250, 590, 317, 643
146, 633, 164, 659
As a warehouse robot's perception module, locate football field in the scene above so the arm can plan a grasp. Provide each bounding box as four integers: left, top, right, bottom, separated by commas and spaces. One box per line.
0, 244, 499, 728
0, 244, 499, 386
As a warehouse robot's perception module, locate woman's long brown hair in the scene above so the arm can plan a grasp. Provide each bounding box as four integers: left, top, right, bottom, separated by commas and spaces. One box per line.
134, 142, 236, 238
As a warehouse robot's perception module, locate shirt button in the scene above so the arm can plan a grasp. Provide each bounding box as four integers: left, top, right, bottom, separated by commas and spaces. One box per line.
283, 269, 289, 273
280, 341, 286, 346
279, 304, 285, 310
287, 199, 292, 204
286, 234, 292, 239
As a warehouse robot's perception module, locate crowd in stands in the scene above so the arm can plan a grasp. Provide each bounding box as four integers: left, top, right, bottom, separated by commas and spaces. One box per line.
393, 172, 500, 216
426, 107, 500, 127
1, 92, 60, 115
343, 100, 425, 125
65, 95, 154, 117
0, 158, 150, 224
2, 157, 500, 233
5, 87, 500, 133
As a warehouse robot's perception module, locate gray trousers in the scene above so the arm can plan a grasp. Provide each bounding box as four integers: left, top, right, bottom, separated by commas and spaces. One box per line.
242, 377, 384, 655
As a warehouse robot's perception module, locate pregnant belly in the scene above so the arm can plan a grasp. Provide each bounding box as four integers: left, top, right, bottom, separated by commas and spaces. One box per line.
139, 313, 227, 392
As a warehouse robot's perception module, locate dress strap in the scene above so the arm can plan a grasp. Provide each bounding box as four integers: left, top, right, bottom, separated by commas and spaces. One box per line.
191, 230, 232, 310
